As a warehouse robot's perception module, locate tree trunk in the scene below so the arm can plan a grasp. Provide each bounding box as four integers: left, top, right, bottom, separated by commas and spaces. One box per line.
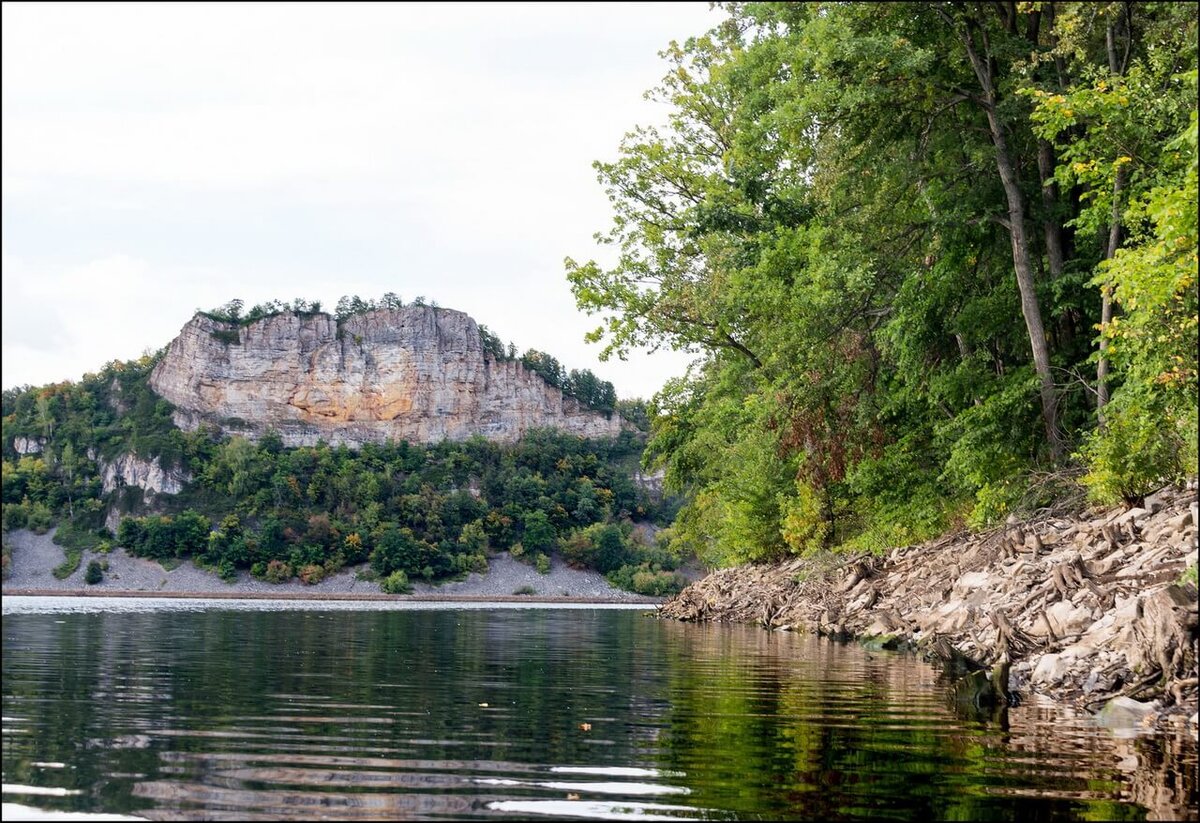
1097, 161, 1128, 423
960, 20, 1062, 457
1097, 21, 1129, 424
1037, 140, 1067, 280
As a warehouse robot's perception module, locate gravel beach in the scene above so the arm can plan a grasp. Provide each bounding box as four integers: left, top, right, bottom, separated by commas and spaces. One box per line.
2, 528, 657, 602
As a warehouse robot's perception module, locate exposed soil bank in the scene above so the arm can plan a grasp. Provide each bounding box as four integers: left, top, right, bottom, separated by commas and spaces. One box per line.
660, 485, 1199, 733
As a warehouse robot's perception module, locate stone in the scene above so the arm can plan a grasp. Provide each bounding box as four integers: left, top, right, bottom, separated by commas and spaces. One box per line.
1045, 600, 1094, 638
13, 436, 45, 454
1113, 507, 1149, 527
100, 454, 189, 497
1032, 653, 1068, 685
951, 571, 992, 598
149, 307, 624, 446
1096, 696, 1158, 730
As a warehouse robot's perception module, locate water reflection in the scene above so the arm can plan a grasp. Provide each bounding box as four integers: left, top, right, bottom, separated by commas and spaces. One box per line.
2, 602, 1195, 820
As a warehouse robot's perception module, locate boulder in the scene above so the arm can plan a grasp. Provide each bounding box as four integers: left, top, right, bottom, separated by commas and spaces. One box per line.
1096, 696, 1158, 730
1032, 653, 1069, 685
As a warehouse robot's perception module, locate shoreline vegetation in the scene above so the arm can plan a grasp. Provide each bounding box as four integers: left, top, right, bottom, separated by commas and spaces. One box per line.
0, 589, 658, 605
660, 482, 1198, 731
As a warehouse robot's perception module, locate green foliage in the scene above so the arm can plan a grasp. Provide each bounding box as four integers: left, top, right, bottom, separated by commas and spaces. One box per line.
259, 559, 293, 584
534, 553, 550, 574
27, 502, 53, 534
512, 585, 537, 596
53, 520, 105, 553
84, 559, 103, 585
380, 569, 411, 594
52, 548, 82, 580
1078, 388, 1196, 506
566, 2, 1198, 565
1181, 563, 1199, 588
606, 563, 688, 597
1075, 102, 1199, 505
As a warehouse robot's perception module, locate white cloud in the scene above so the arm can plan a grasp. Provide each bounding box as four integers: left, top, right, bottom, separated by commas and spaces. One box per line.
1, 2, 711, 398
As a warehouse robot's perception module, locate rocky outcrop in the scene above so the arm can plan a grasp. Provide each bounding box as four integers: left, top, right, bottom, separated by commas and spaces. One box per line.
13, 436, 45, 455
661, 485, 1199, 730
149, 307, 624, 447
101, 454, 190, 497
100, 454, 190, 534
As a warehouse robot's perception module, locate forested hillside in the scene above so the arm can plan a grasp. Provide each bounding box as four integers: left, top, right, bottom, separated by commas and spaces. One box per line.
1, 299, 683, 594
569, 1, 1197, 567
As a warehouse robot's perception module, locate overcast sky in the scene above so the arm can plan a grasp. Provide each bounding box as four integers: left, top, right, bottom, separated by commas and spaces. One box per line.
2, 2, 719, 399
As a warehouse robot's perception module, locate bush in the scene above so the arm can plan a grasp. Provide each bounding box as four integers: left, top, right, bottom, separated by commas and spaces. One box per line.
84, 560, 103, 585
1079, 391, 1195, 506
217, 559, 238, 583
2, 502, 29, 532
27, 502, 53, 534
512, 585, 537, 596
535, 553, 550, 574
263, 559, 293, 584
299, 563, 325, 585
381, 569, 411, 594
54, 521, 104, 553
606, 562, 688, 596
52, 549, 83, 580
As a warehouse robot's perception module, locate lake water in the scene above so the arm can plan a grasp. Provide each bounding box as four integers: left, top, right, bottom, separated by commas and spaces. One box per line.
2, 596, 1196, 820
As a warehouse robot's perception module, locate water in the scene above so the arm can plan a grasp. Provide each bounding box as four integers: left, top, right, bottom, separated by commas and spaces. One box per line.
2, 597, 1196, 821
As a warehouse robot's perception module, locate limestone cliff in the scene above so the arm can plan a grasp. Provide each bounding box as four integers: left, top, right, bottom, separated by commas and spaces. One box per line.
148, 306, 624, 446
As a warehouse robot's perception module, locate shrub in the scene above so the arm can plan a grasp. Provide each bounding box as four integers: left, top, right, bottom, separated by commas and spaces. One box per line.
606, 563, 688, 597
1079, 390, 1195, 506
512, 585, 537, 596
52, 549, 83, 580
264, 559, 293, 584
535, 554, 550, 574
53, 521, 104, 553
217, 559, 238, 583
27, 502, 53, 534
381, 569, 411, 594
2, 502, 29, 532
84, 560, 103, 585
299, 563, 325, 585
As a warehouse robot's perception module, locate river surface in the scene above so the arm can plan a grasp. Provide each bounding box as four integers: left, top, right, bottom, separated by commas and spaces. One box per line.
2, 596, 1196, 820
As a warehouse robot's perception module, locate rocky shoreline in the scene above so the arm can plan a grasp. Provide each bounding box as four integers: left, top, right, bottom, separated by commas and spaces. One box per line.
660, 485, 1199, 734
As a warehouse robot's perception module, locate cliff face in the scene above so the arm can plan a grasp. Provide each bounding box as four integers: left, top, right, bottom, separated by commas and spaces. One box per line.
148, 307, 623, 446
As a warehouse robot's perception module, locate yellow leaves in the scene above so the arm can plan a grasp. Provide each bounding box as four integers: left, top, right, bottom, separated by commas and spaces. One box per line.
1116, 156, 1133, 165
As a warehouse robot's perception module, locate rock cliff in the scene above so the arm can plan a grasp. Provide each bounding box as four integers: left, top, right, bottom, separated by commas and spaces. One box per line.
148, 307, 623, 446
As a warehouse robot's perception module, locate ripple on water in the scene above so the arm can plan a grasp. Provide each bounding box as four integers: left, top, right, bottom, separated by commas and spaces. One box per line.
2, 606, 1196, 820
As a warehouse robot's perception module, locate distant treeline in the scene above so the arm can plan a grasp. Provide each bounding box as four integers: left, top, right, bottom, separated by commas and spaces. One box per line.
1, 355, 683, 595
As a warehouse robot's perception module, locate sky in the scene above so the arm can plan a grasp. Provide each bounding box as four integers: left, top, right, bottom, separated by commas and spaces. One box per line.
1, 2, 719, 399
